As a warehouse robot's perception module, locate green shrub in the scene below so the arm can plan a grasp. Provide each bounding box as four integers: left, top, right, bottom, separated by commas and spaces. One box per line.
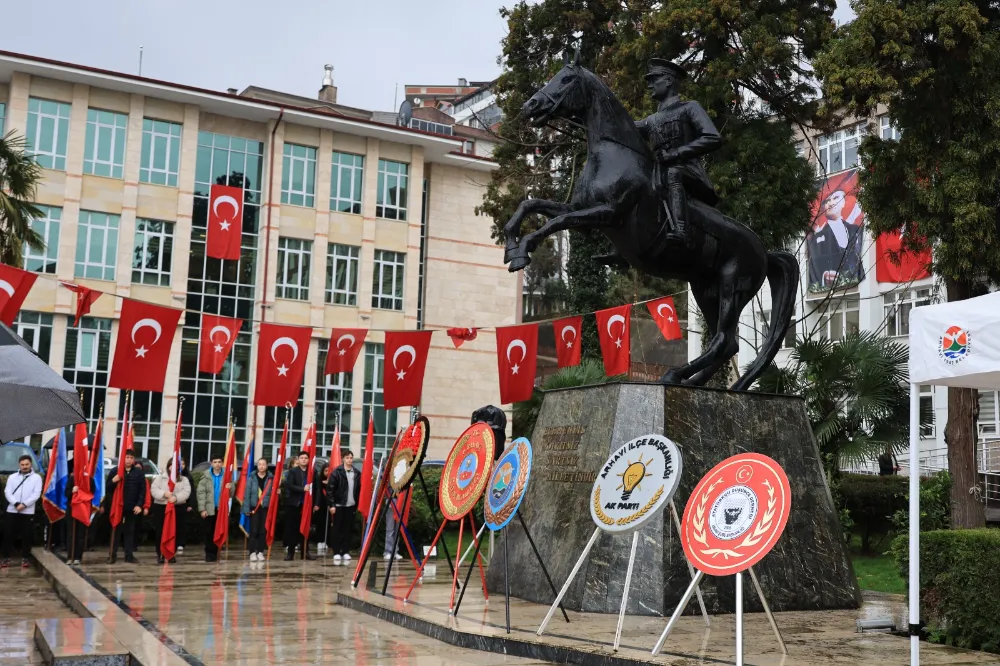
891, 471, 951, 533
892, 529, 1000, 652
840, 473, 907, 552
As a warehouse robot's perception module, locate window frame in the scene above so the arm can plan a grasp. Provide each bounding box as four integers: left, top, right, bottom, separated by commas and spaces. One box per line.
83, 108, 128, 179
140, 118, 183, 187
816, 122, 866, 176
132, 219, 174, 287
811, 297, 860, 342
330, 151, 364, 214
26, 97, 71, 171
879, 115, 901, 141
362, 343, 397, 454
23, 205, 61, 274
376, 159, 409, 221
919, 385, 935, 439
74, 211, 120, 281
14, 311, 53, 363
276, 236, 312, 301
281, 143, 317, 207
883, 288, 933, 338
326, 243, 360, 306
371, 249, 405, 311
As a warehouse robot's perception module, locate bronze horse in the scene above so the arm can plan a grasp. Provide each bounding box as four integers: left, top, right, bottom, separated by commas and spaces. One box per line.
502, 60, 797, 391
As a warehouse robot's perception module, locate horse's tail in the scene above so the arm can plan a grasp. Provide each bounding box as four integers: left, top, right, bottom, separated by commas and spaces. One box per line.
733, 250, 799, 391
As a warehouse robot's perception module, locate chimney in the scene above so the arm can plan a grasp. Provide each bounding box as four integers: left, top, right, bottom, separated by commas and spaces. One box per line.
318, 64, 338, 104
458, 77, 468, 87
226, 87, 238, 95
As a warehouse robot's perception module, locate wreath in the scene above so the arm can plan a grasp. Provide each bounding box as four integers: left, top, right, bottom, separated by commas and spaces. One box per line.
692, 477, 777, 560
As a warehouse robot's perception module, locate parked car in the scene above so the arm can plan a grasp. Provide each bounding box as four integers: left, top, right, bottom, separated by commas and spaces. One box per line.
0, 442, 43, 477
104, 456, 160, 481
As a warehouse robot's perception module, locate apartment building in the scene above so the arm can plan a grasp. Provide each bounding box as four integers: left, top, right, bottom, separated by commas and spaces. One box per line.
0, 50, 517, 466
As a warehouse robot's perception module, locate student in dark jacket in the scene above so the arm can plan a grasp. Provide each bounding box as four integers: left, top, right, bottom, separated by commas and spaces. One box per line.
243, 458, 273, 561
106, 450, 147, 564
328, 451, 361, 564
282, 451, 315, 561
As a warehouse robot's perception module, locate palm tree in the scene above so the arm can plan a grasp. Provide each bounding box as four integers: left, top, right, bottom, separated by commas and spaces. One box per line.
0, 130, 45, 266
755, 331, 912, 474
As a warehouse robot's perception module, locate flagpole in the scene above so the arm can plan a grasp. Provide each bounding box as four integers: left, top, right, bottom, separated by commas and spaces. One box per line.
82, 402, 103, 564
108, 390, 130, 562
302, 413, 314, 562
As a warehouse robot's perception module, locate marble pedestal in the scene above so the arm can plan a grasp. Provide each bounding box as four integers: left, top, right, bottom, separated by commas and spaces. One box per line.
485, 383, 861, 616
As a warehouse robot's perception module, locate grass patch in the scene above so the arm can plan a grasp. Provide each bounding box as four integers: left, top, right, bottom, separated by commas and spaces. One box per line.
852, 550, 905, 595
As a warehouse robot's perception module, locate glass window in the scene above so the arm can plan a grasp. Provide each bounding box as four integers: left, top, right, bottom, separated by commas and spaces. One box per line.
24, 205, 60, 274
330, 151, 364, 214
132, 219, 174, 286
372, 250, 405, 311
74, 211, 120, 281
782, 318, 796, 349
920, 385, 935, 439
63, 317, 113, 425
363, 343, 397, 454
116, 391, 163, 462
979, 391, 999, 437
281, 143, 317, 207
262, 397, 303, 465
816, 122, 866, 176
880, 116, 901, 141
140, 119, 182, 187
884, 288, 933, 337
26, 98, 71, 170
813, 297, 860, 342
14, 311, 53, 363
276, 237, 312, 300
408, 118, 454, 135
376, 159, 409, 221
83, 108, 127, 179
326, 243, 359, 306
0, 102, 6, 133
315, 339, 353, 456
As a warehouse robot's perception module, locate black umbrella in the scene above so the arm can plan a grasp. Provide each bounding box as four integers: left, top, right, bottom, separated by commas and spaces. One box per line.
0, 321, 86, 441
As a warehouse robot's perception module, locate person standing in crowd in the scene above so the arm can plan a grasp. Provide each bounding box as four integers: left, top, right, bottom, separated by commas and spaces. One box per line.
197, 453, 225, 563
106, 450, 146, 564
66, 459, 97, 565
150, 459, 191, 564
3, 455, 42, 568
176, 458, 194, 554
315, 463, 330, 554
384, 494, 403, 561
243, 458, 272, 561
282, 451, 315, 561
328, 451, 360, 565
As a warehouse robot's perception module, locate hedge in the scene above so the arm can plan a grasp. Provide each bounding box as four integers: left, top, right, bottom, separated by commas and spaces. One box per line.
892, 529, 1000, 653
840, 473, 907, 552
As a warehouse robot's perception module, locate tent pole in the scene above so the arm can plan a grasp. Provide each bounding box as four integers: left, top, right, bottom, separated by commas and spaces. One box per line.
908, 382, 920, 666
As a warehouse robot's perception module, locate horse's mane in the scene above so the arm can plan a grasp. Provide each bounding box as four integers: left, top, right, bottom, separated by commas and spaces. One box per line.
578, 67, 651, 158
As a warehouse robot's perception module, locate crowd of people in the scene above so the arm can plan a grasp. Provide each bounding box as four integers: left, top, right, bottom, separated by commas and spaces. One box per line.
0, 447, 404, 567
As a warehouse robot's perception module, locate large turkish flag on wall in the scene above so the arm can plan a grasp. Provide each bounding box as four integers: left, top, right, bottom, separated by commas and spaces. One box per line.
109, 299, 182, 392
595, 305, 631, 377
875, 231, 932, 284
254, 323, 312, 407
383, 330, 433, 410
199, 314, 243, 374
496, 323, 538, 404
553, 315, 582, 368
206, 184, 244, 260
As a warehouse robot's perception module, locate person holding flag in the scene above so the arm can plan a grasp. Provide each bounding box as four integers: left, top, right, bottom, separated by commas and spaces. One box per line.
282, 448, 314, 561
196, 452, 225, 563
151, 439, 190, 565
106, 450, 147, 564
298, 423, 319, 560
3, 454, 42, 568
328, 450, 361, 564
86, 415, 106, 551
213, 423, 239, 558
176, 458, 194, 554
67, 423, 96, 565
235, 436, 255, 544
263, 415, 289, 560
243, 457, 273, 562
42, 428, 69, 552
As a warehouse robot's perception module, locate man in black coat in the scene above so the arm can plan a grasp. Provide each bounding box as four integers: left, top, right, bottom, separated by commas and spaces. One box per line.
328, 451, 361, 564
106, 450, 147, 564
282, 451, 315, 561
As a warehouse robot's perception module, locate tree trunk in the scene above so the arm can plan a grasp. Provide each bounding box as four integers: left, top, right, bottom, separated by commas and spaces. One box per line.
944, 277, 985, 529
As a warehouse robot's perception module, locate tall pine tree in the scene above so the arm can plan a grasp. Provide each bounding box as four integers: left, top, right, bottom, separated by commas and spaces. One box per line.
815, 0, 1000, 528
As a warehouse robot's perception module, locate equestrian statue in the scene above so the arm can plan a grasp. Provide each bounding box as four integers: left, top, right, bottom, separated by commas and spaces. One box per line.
502, 54, 798, 391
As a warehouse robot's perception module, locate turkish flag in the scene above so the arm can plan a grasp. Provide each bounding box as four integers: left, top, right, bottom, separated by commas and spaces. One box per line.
595, 305, 631, 376
647, 296, 683, 341
299, 423, 317, 541
0, 263, 38, 326
383, 330, 433, 410
207, 184, 244, 260
160, 415, 182, 562
324, 328, 367, 375
254, 323, 312, 407
496, 324, 538, 404
199, 314, 243, 374
553, 316, 582, 368
446, 327, 478, 348
109, 299, 182, 392
875, 231, 932, 283
70, 423, 93, 525
60, 282, 103, 327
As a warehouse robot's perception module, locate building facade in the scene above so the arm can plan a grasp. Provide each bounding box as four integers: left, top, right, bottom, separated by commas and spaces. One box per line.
0, 51, 517, 467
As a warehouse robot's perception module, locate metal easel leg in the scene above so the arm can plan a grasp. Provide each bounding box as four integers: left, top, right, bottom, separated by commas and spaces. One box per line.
736, 571, 744, 666
537, 527, 601, 637
613, 531, 640, 652
748, 565, 786, 654
670, 500, 710, 626
651, 569, 705, 656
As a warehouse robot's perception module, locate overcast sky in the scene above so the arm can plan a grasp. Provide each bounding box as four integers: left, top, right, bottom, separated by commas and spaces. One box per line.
3, 0, 855, 113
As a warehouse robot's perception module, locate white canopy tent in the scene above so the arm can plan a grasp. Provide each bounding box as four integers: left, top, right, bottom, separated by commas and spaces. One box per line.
907, 291, 1000, 664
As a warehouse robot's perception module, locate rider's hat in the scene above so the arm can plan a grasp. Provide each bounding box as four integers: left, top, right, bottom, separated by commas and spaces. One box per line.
645, 58, 687, 81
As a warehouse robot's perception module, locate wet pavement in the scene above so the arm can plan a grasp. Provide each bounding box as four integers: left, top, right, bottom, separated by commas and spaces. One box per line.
0, 563, 78, 665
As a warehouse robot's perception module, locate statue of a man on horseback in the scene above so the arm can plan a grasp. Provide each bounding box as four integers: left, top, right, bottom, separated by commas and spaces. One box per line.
502, 53, 798, 391
636, 58, 722, 250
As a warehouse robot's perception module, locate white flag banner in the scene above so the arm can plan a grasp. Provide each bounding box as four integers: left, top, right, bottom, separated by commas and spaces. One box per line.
909, 291, 1000, 389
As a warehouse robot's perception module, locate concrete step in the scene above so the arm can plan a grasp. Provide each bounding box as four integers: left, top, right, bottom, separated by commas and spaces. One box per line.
33, 618, 129, 666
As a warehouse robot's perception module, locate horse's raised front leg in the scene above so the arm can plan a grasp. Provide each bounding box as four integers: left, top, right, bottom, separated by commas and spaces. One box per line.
503, 199, 573, 265
508, 204, 616, 272
660, 272, 740, 386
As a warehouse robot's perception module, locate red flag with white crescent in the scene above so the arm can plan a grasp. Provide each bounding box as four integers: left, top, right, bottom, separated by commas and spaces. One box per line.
595, 305, 631, 376
60, 282, 103, 327
299, 423, 317, 541
0, 263, 38, 326
382, 330, 433, 410
324, 328, 367, 375
253, 323, 312, 407
70, 423, 93, 525
199, 314, 243, 374
647, 296, 682, 341
446, 327, 478, 348
495, 323, 538, 404
207, 184, 244, 260
108, 299, 182, 392
553, 315, 582, 368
